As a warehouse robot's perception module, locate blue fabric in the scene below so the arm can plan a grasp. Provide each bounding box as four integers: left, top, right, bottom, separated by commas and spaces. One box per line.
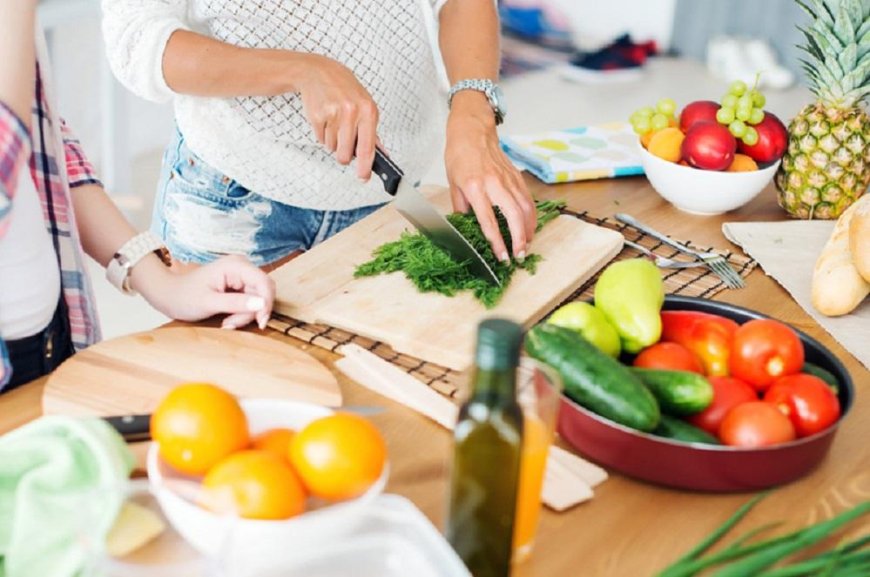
152, 129, 385, 267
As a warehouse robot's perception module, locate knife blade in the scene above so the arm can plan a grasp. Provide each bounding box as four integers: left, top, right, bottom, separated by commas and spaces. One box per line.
371, 149, 501, 286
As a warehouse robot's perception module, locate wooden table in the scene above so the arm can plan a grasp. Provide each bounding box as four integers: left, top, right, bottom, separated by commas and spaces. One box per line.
2, 175, 868, 576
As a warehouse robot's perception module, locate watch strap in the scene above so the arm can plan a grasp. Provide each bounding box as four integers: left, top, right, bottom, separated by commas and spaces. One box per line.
106, 232, 171, 296
447, 78, 505, 125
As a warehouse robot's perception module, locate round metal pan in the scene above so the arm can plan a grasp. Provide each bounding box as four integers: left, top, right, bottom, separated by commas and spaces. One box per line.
557, 295, 854, 492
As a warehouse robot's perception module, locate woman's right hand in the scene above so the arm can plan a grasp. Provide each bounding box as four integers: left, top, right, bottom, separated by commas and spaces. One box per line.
296, 54, 379, 181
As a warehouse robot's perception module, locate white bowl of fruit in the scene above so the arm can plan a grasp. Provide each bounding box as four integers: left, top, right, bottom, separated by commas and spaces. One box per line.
146, 383, 389, 562
632, 84, 788, 215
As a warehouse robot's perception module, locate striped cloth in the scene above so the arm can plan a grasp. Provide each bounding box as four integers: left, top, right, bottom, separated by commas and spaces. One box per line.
0, 63, 102, 389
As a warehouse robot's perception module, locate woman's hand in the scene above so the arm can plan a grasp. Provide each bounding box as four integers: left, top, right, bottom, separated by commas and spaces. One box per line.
296, 54, 380, 181
141, 255, 276, 330
444, 93, 536, 262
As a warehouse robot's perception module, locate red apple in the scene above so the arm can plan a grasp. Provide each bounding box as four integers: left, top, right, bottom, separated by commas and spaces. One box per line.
738, 112, 788, 164
679, 100, 720, 133
681, 122, 737, 171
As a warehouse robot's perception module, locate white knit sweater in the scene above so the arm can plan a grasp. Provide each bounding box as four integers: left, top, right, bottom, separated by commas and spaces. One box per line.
102, 0, 449, 210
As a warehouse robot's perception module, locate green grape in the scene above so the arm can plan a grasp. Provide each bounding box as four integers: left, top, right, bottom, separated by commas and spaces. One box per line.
748, 108, 765, 125
729, 80, 747, 96
636, 106, 655, 118
630, 111, 645, 124
716, 107, 736, 124
634, 117, 651, 134
656, 98, 677, 116
721, 94, 739, 109
742, 127, 759, 146
651, 113, 669, 131
737, 95, 753, 109
729, 120, 747, 138
750, 91, 766, 108
736, 106, 751, 122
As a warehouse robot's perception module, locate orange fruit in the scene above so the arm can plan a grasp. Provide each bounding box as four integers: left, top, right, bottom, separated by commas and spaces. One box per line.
289, 413, 387, 501
151, 383, 249, 476
202, 450, 307, 520
727, 154, 759, 172
640, 131, 654, 149
647, 127, 685, 163
251, 428, 295, 463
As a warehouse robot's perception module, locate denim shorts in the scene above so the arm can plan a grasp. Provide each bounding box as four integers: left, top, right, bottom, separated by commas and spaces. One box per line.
151, 129, 384, 267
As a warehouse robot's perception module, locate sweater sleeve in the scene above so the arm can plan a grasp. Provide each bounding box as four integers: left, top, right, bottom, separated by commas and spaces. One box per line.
101, 0, 191, 103
0, 100, 31, 239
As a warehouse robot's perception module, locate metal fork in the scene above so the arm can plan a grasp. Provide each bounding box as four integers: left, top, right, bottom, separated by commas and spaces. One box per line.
623, 240, 707, 270
615, 213, 746, 289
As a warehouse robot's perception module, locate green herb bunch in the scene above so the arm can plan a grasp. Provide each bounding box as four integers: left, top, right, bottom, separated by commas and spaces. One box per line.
355, 200, 565, 308
657, 493, 870, 577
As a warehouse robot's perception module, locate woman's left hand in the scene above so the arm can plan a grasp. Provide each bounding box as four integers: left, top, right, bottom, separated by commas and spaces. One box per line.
143, 255, 276, 330
444, 94, 536, 263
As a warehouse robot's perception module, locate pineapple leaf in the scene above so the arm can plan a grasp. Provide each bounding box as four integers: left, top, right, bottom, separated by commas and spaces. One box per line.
815, 22, 847, 52
798, 26, 825, 61
837, 44, 858, 74
794, 0, 818, 20
834, 4, 857, 45
839, 0, 865, 32
813, 0, 837, 27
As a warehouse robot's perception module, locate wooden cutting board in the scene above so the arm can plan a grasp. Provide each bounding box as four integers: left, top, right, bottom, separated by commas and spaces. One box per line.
42, 327, 342, 416
271, 186, 624, 371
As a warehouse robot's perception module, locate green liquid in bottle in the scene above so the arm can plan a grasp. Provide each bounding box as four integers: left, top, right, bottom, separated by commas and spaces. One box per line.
446, 319, 524, 577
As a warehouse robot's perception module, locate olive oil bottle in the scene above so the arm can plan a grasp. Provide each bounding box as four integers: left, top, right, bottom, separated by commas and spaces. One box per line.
446, 318, 524, 577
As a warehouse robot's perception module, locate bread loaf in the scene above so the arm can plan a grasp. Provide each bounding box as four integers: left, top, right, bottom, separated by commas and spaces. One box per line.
812, 199, 870, 316
848, 194, 870, 283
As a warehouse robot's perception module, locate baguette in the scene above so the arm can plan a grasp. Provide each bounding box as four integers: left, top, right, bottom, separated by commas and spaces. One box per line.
848, 194, 870, 282
812, 199, 870, 316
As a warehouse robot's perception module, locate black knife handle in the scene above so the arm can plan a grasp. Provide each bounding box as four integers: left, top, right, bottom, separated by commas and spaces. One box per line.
372, 149, 403, 197
104, 414, 152, 443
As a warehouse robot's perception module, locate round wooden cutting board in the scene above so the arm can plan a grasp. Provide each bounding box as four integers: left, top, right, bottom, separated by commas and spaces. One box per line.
42, 327, 342, 416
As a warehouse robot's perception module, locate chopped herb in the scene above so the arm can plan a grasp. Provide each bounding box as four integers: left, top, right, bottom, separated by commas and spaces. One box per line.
355, 200, 565, 308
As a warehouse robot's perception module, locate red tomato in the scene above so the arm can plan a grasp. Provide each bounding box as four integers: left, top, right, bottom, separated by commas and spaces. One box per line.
763, 374, 841, 438
633, 342, 704, 373
729, 319, 804, 392
687, 376, 758, 436
719, 401, 796, 448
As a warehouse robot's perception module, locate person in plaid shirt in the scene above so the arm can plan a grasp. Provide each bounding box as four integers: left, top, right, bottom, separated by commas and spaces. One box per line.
0, 4, 276, 392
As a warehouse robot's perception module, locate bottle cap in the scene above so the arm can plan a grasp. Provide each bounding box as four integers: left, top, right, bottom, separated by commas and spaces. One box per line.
475, 318, 524, 371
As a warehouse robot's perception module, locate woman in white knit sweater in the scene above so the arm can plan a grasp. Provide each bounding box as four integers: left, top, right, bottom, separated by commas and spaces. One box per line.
102, 0, 535, 269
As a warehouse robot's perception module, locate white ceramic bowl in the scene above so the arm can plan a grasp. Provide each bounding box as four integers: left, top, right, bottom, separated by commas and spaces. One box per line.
638, 141, 780, 215
147, 398, 389, 560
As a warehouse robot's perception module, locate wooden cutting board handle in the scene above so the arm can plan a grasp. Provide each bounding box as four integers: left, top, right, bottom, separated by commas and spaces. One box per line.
43, 327, 342, 416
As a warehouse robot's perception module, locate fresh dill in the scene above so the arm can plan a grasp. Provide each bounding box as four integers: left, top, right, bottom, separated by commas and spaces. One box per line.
354, 200, 565, 308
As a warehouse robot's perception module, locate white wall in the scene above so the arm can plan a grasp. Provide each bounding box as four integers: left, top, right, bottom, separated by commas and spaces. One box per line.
46, 15, 174, 177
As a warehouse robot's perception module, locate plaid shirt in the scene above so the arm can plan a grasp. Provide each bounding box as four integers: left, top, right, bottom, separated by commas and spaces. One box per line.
0, 64, 102, 388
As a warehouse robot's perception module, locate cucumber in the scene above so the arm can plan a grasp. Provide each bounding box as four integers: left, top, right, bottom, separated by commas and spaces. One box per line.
802, 362, 840, 394
654, 415, 720, 445
525, 324, 660, 432
631, 368, 714, 416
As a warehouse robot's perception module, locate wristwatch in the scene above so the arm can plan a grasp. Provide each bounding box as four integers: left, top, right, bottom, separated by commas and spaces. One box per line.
106, 232, 172, 296
447, 79, 507, 125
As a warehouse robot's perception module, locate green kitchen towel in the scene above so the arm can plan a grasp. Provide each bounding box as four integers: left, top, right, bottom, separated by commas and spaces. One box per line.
0, 416, 135, 577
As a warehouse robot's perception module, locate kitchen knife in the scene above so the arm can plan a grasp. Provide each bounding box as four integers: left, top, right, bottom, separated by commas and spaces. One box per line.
102, 406, 386, 443
103, 414, 151, 443
371, 149, 501, 286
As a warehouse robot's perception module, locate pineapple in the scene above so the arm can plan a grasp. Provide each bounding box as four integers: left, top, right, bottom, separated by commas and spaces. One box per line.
776, 0, 870, 219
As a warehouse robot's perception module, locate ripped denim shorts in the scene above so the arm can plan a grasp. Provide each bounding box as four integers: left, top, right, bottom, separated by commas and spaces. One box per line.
151, 128, 383, 267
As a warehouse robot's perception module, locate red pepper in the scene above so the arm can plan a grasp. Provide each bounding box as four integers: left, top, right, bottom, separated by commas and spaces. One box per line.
660, 311, 739, 376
